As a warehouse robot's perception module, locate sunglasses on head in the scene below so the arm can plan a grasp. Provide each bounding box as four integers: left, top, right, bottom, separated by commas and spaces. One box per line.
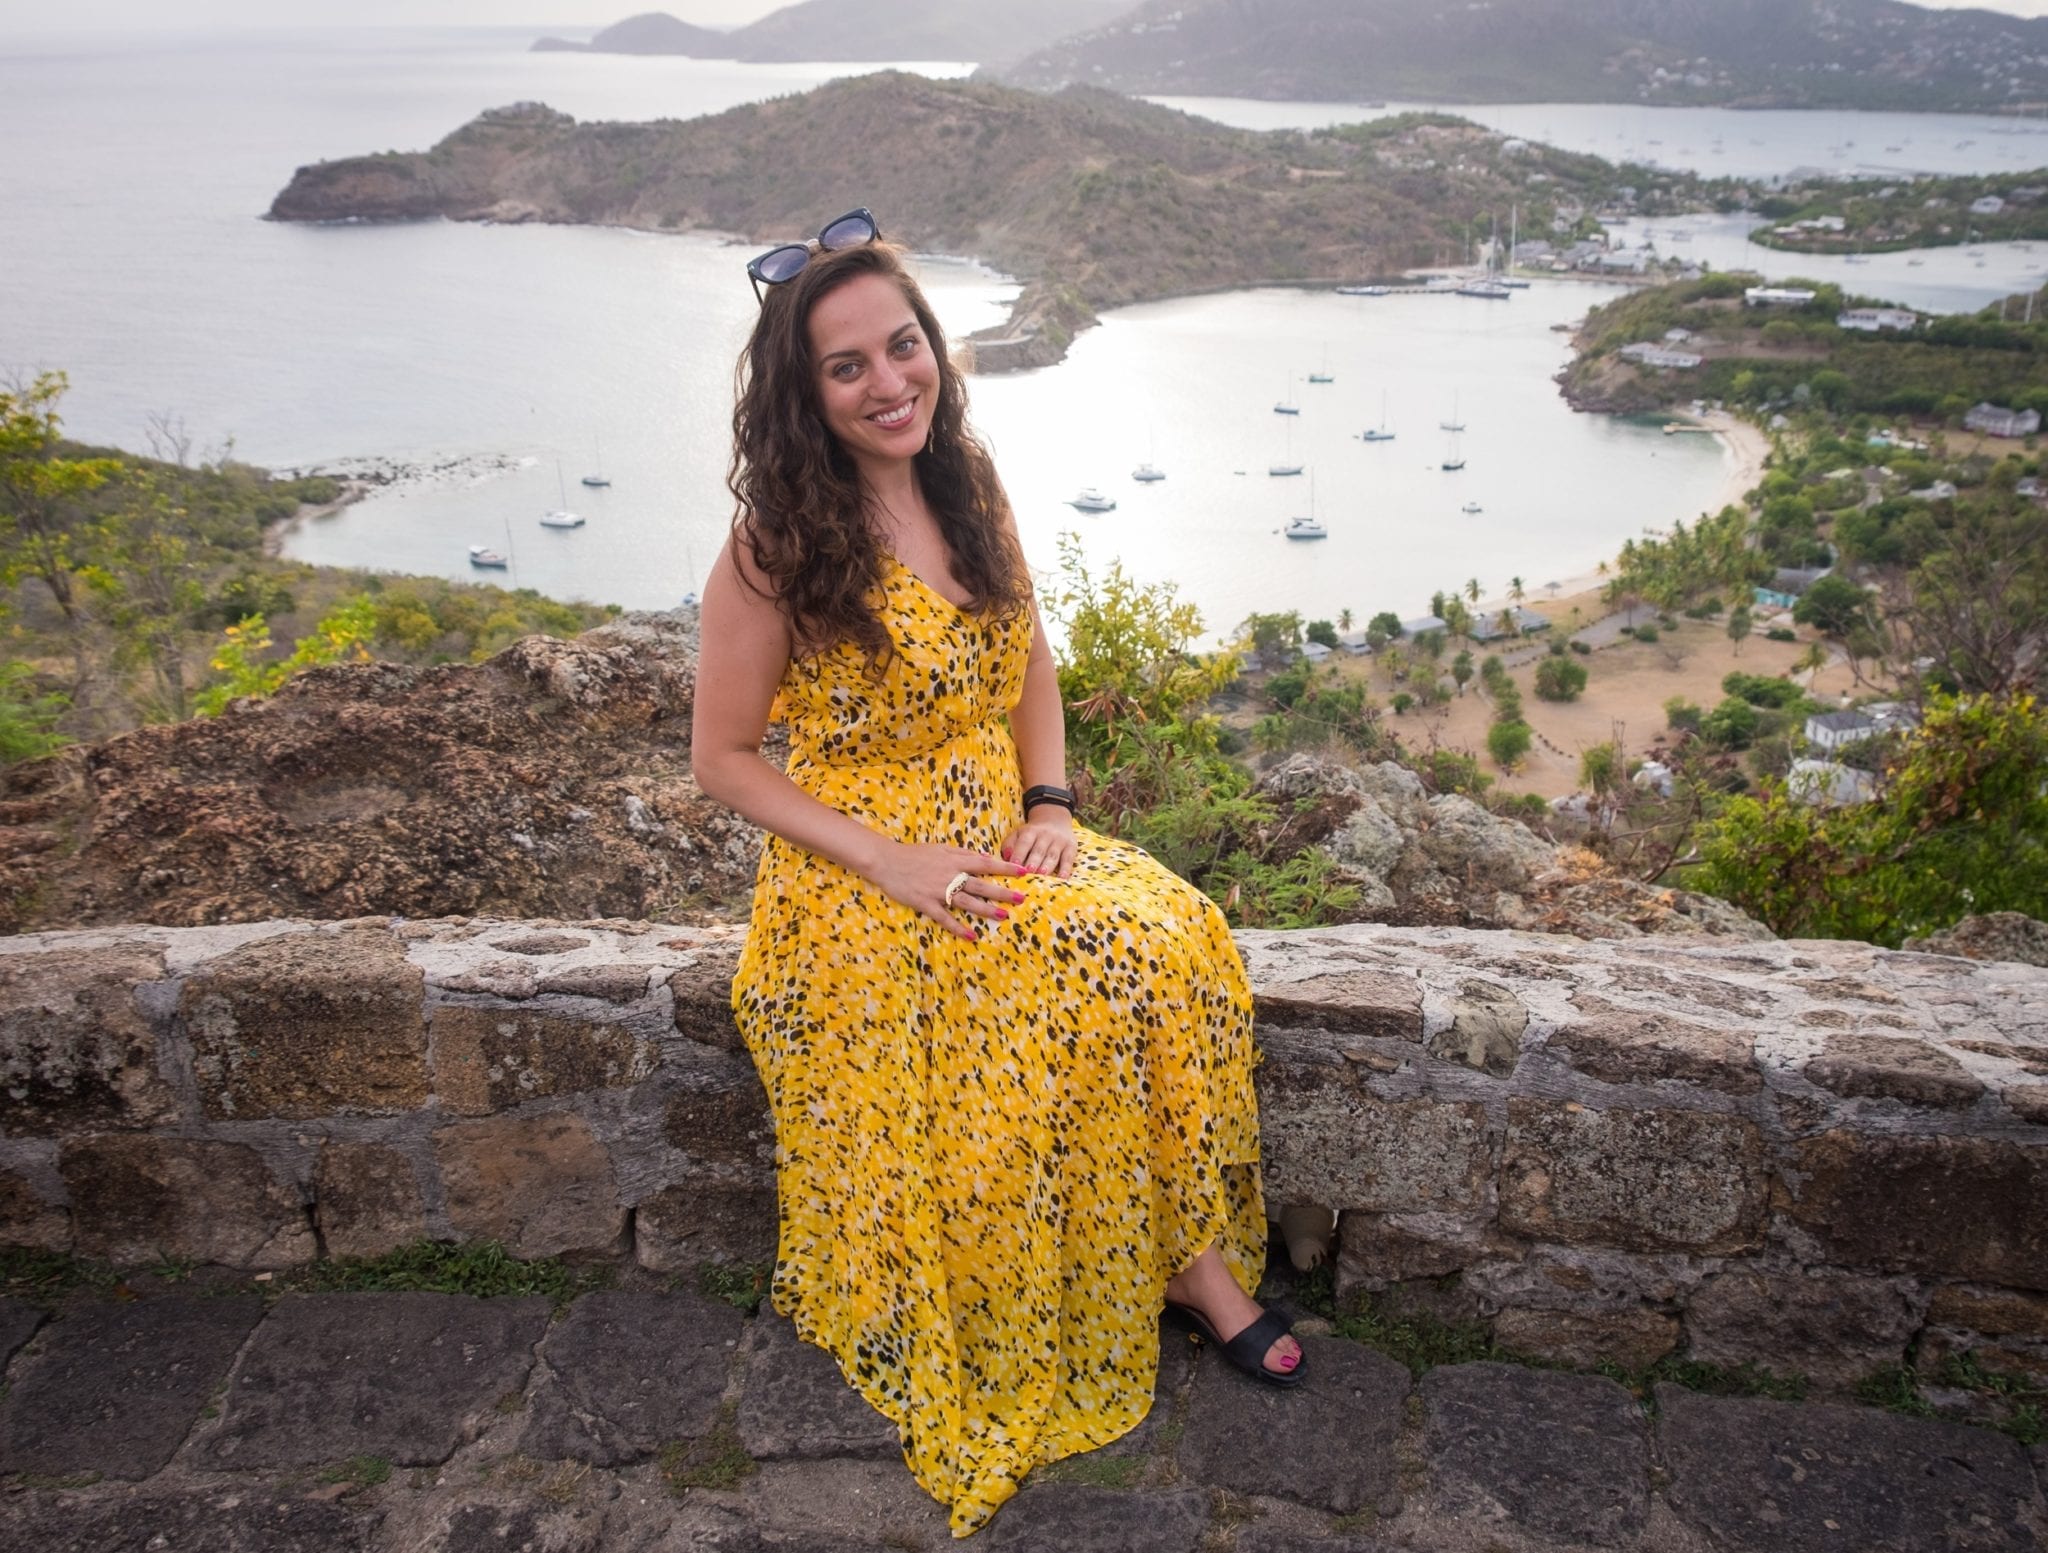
746, 207, 882, 303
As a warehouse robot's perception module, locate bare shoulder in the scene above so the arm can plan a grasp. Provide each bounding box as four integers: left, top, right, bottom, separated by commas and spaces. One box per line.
701, 533, 791, 655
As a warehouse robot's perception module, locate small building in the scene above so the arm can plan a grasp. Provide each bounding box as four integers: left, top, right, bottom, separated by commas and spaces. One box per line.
1467, 607, 1552, 643
1964, 403, 2041, 438
1804, 710, 1878, 751
1397, 614, 1449, 639
1772, 566, 1831, 595
1301, 640, 1332, 664
1586, 250, 1650, 274
1837, 307, 1919, 333
1334, 629, 1374, 656
1753, 586, 1799, 611
1663, 327, 1696, 343
1969, 195, 2007, 216
1908, 480, 1959, 501
1745, 286, 1817, 307
2018, 477, 2044, 499
1617, 342, 1703, 368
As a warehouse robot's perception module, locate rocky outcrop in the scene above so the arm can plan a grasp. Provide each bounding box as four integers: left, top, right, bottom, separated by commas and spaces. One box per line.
1249, 752, 1771, 941
0, 608, 766, 934
1907, 912, 2048, 969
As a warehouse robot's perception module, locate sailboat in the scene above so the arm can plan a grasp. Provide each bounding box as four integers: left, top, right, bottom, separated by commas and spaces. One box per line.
1274, 371, 1300, 415
1283, 471, 1327, 539
580, 436, 611, 488
1268, 416, 1304, 476
1442, 424, 1466, 472
1307, 350, 1334, 384
541, 460, 586, 528
1440, 392, 1466, 433
1501, 204, 1531, 288
1456, 213, 1512, 298
1359, 391, 1396, 443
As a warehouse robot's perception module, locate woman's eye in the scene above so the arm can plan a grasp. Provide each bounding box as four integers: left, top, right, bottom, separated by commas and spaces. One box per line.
832, 362, 859, 380
893, 337, 920, 356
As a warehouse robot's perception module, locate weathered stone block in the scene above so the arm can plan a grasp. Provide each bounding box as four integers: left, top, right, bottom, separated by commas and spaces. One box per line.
1427, 979, 1527, 1076
60, 1133, 313, 1268
1423, 1363, 1649, 1546
1926, 1283, 2048, 1338
1334, 1211, 1518, 1296
521, 1290, 744, 1465
735, 1315, 899, 1462
980, 1485, 1208, 1553
1264, 1091, 1491, 1212
430, 1004, 653, 1115
182, 924, 426, 1118
434, 1111, 625, 1258
1177, 1336, 1408, 1515
1787, 1131, 2048, 1291
1803, 1032, 1986, 1109
313, 1141, 425, 1259
1547, 993, 1760, 1094
1252, 967, 1424, 1040
635, 1179, 778, 1272
663, 1071, 775, 1177
0, 943, 176, 1134
1492, 1307, 1679, 1370
0, 1167, 69, 1252
204, 1292, 549, 1468
0, 1296, 264, 1478
0, 1492, 383, 1552
1658, 1383, 2040, 1552
1499, 1099, 1767, 1255
1684, 1267, 1921, 1390
2004, 1083, 2048, 1124
668, 942, 744, 1052
534, 962, 662, 1002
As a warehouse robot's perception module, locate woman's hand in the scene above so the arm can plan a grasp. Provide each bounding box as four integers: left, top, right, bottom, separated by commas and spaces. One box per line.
869, 842, 1027, 940
1002, 809, 1077, 879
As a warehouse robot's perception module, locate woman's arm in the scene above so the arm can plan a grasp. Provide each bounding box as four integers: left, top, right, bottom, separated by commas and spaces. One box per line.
690, 535, 1024, 933
1002, 590, 1078, 877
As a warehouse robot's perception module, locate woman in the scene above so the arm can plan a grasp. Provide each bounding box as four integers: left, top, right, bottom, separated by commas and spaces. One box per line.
690, 210, 1301, 1539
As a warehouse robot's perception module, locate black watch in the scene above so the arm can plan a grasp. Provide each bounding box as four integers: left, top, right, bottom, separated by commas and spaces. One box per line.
1021, 783, 1076, 816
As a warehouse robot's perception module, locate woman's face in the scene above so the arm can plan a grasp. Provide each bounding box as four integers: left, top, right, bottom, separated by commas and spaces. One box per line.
805, 272, 940, 479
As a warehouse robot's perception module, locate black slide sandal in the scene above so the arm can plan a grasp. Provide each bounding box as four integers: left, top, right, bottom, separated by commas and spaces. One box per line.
1164, 1298, 1306, 1389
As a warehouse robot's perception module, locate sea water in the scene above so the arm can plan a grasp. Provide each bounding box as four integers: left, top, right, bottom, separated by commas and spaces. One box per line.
2, 27, 2036, 635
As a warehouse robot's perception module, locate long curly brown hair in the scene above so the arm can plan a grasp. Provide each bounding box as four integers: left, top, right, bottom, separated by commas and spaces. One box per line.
727, 239, 1031, 670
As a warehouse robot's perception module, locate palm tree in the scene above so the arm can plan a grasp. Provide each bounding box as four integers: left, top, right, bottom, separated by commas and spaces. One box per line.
1465, 577, 1481, 605
1510, 577, 1526, 605
1337, 607, 1354, 632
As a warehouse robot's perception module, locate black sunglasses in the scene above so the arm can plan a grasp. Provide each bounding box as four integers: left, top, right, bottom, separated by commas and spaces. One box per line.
746, 208, 882, 303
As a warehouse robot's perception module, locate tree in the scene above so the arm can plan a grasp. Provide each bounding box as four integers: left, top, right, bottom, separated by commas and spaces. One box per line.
193, 597, 378, 716
1336, 607, 1354, 632
1369, 610, 1402, 640
1725, 604, 1753, 657
1305, 619, 1339, 649
1689, 692, 2048, 946
1874, 501, 2046, 697
1465, 577, 1481, 605
1510, 576, 1525, 605
1451, 650, 1474, 696
0, 372, 123, 709
1430, 590, 1447, 620
1487, 719, 1532, 770
1579, 740, 1625, 799
1391, 691, 1415, 715
1238, 609, 1304, 660
1792, 574, 1873, 638
90, 470, 210, 721
1534, 656, 1588, 701
1495, 607, 1518, 639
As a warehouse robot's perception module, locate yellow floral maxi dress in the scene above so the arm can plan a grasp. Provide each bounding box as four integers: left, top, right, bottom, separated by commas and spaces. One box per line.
731, 556, 1267, 1538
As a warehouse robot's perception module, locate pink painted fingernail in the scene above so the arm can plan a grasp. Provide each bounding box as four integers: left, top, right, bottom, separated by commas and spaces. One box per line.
995, 909, 1009, 920
1010, 892, 1025, 904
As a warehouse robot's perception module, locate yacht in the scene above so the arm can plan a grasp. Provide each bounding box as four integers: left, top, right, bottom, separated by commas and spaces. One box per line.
1131, 463, 1166, 482
1359, 391, 1396, 443
1336, 284, 1389, 296
580, 474, 611, 489
468, 545, 509, 569
1456, 279, 1512, 300
1067, 488, 1117, 512
1462, 501, 1483, 514
1273, 400, 1300, 415
542, 460, 585, 527
1267, 463, 1305, 477
1308, 371, 1334, 384
1282, 516, 1327, 540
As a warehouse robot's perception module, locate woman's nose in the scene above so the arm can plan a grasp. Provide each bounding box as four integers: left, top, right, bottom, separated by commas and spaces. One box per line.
869, 357, 906, 398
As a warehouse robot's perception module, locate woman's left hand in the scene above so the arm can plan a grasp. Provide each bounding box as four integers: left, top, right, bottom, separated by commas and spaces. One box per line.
1002, 809, 1077, 878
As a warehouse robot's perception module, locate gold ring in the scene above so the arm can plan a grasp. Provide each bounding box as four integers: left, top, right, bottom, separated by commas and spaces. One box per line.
943, 871, 974, 910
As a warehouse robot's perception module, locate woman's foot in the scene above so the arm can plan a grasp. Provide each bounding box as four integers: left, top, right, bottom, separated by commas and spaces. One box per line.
1163, 1247, 1302, 1379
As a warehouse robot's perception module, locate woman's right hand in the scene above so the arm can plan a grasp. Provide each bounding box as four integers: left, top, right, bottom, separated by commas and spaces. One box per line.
870, 842, 1028, 940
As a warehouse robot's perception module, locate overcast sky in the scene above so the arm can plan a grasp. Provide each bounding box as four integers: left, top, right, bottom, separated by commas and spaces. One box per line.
4, 0, 2045, 32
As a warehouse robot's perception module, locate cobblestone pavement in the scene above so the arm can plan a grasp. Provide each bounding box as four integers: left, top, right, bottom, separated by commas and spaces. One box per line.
1, 1284, 2043, 1552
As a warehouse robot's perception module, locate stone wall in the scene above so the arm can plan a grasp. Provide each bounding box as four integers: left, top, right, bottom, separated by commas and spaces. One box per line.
4, 915, 2046, 1394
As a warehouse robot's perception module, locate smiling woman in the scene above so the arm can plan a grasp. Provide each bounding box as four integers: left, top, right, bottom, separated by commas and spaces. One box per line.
688, 231, 1302, 1537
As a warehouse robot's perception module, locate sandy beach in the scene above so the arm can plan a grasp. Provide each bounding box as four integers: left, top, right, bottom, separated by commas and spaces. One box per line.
1256, 411, 1868, 802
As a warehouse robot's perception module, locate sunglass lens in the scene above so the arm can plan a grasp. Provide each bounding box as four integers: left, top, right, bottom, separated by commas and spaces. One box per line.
820, 213, 876, 252
754, 244, 811, 284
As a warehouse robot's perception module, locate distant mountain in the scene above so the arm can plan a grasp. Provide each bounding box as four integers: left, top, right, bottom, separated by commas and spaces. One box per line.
727, 0, 1131, 64
531, 11, 730, 56
269, 78, 1718, 370
997, 0, 2048, 112
533, 2, 1133, 66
